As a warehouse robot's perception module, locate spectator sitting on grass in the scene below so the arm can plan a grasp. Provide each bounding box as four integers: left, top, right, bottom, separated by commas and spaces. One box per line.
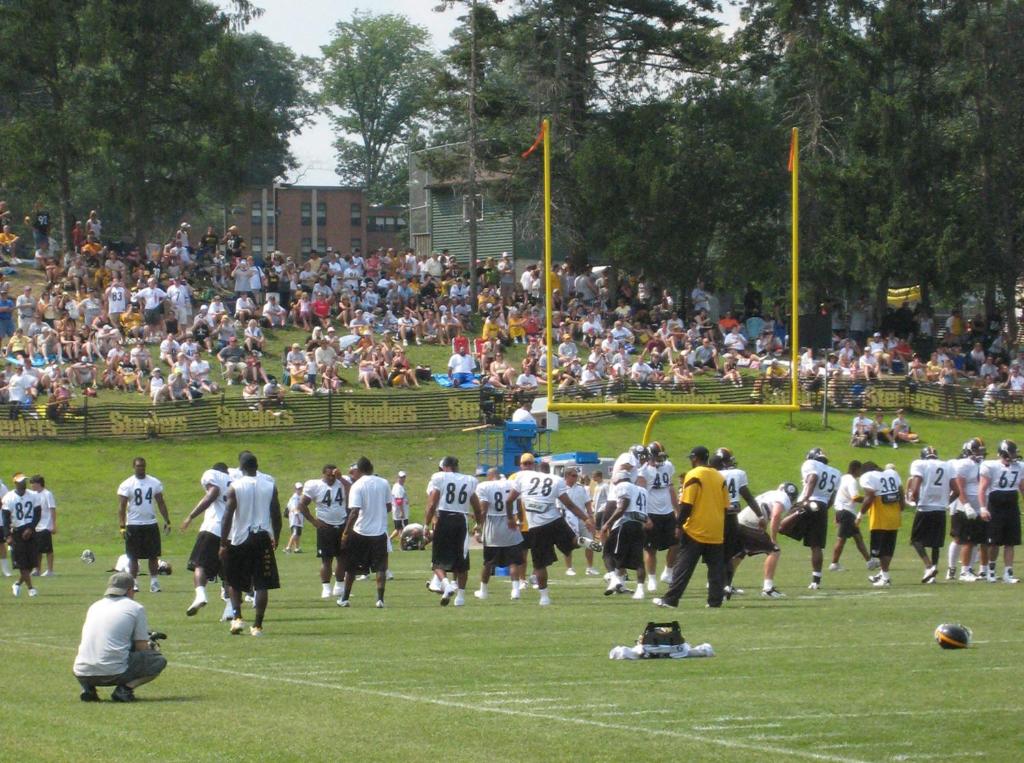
447, 344, 477, 387
217, 336, 245, 384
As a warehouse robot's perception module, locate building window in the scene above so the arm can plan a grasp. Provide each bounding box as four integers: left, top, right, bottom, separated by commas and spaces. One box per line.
397, 216, 406, 228
266, 206, 276, 224
317, 202, 326, 225
266, 237, 275, 252
350, 203, 362, 227
463, 194, 483, 222
251, 236, 262, 254
301, 237, 311, 255
251, 201, 262, 224
301, 202, 311, 226
350, 238, 361, 254
317, 238, 327, 252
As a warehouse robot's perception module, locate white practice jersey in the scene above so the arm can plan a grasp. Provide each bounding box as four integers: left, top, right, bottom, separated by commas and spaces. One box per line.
644, 460, 677, 515
909, 459, 953, 511
36, 488, 57, 532
428, 471, 478, 515
720, 467, 749, 513
610, 482, 649, 531
476, 479, 521, 548
2, 490, 43, 530
739, 489, 792, 530
801, 460, 841, 505
949, 457, 981, 510
509, 470, 569, 528
612, 451, 639, 475
980, 459, 1023, 498
198, 468, 232, 536
117, 475, 164, 525
227, 473, 276, 546
834, 473, 860, 515
348, 475, 391, 537
860, 469, 902, 505
303, 478, 347, 526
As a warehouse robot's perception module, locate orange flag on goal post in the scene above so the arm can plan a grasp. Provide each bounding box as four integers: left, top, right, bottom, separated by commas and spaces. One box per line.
521, 122, 546, 159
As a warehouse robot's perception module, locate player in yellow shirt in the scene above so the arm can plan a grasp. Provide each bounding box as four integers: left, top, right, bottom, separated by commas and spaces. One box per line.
856, 461, 904, 587
653, 445, 728, 608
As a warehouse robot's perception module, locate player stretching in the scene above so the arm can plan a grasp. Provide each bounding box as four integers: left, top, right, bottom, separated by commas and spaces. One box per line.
180, 462, 231, 616
798, 448, 841, 590
713, 447, 760, 597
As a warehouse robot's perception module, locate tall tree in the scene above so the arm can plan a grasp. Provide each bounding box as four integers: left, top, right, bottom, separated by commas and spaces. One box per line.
320, 12, 439, 204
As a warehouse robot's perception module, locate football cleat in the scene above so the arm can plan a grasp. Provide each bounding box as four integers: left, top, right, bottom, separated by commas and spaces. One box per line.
150, 580, 161, 593
934, 622, 972, 649
725, 585, 744, 596
945, 567, 956, 581
11, 583, 20, 597
186, 598, 206, 617
631, 586, 645, 600
332, 583, 344, 596
828, 563, 844, 572
474, 589, 488, 600
565, 568, 577, 577
807, 582, 820, 590
375, 599, 385, 608
28, 587, 38, 597
336, 597, 350, 607
868, 573, 882, 584
426, 577, 443, 594
959, 570, 978, 582
872, 577, 891, 587
249, 626, 263, 637
652, 598, 677, 608
645, 577, 656, 592
579, 536, 602, 552
453, 593, 466, 606
585, 568, 600, 576
761, 587, 786, 598
922, 566, 937, 584
1003, 573, 1019, 584
229, 617, 245, 635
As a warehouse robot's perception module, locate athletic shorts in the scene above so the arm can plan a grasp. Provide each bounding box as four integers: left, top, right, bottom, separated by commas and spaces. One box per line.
432, 511, 470, 573
529, 518, 579, 569
290, 525, 303, 537
346, 532, 388, 575
603, 521, 645, 570
187, 530, 221, 577
593, 509, 607, 531
9, 531, 38, 570
870, 529, 898, 559
645, 512, 678, 551
144, 307, 163, 326
125, 523, 161, 561
835, 511, 862, 540
393, 518, 408, 531
316, 523, 344, 560
987, 493, 1022, 546
802, 502, 829, 548
723, 512, 742, 558
737, 525, 779, 556
224, 531, 280, 591
483, 544, 525, 568
950, 512, 986, 544
910, 511, 946, 548
34, 529, 53, 555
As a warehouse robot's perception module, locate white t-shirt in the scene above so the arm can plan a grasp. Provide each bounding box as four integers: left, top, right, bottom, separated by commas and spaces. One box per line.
511, 408, 534, 423
428, 471, 478, 515
227, 473, 276, 546
720, 467, 749, 512
302, 478, 347, 526
7, 372, 37, 403
644, 461, 676, 515
980, 459, 1022, 498
198, 468, 232, 536
73, 596, 150, 677
563, 483, 590, 532
509, 470, 568, 528
950, 457, 981, 509
740, 489, 791, 530
348, 475, 392, 537
117, 475, 164, 525
834, 473, 860, 514
287, 493, 304, 527
36, 488, 57, 532
801, 459, 841, 505
448, 353, 476, 375
391, 482, 409, 520
591, 480, 610, 511
909, 459, 953, 511
136, 287, 167, 311
2, 489, 42, 530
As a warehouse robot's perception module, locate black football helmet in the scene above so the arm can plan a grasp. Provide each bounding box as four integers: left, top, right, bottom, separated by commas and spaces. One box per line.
920, 446, 938, 460
961, 438, 986, 461
934, 623, 972, 650
630, 444, 651, 464
648, 441, 668, 464
998, 439, 1019, 460
709, 453, 725, 470
714, 447, 737, 468
779, 482, 799, 502
806, 447, 828, 464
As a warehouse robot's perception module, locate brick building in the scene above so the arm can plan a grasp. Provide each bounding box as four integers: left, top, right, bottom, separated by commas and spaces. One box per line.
229, 185, 407, 260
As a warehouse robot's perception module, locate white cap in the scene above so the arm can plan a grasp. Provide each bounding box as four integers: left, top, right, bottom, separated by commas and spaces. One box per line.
294, 482, 303, 490
398, 471, 407, 477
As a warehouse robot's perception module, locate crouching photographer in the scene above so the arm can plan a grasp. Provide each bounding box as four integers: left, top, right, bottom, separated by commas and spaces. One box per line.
72, 572, 167, 702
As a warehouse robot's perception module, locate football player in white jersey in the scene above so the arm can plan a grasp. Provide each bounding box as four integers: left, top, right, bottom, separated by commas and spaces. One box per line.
473, 467, 523, 600
829, 460, 874, 571
0, 476, 10, 577
978, 439, 1023, 583
712, 447, 761, 598
2, 474, 42, 597
560, 467, 595, 576
613, 445, 649, 480
116, 457, 171, 593
28, 474, 57, 576
907, 447, 953, 583
738, 483, 797, 598
297, 464, 349, 599
797, 448, 841, 590
424, 456, 482, 606
338, 457, 393, 607
506, 453, 595, 606
950, 438, 988, 581
180, 462, 232, 616
598, 470, 649, 599
640, 442, 679, 592
220, 452, 281, 636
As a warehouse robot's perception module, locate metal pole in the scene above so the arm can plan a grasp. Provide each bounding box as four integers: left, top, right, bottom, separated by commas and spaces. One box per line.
822, 354, 829, 428
467, 0, 479, 308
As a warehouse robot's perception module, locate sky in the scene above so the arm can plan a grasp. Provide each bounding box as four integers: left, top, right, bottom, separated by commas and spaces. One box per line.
240, 0, 741, 186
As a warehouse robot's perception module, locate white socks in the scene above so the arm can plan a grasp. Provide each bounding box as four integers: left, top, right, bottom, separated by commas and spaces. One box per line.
763, 578, 774, 592
947, 542, 960, 570
194, 585, 207, 603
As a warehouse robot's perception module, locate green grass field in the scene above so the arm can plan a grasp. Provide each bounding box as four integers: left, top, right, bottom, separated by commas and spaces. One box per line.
3, 412, 1023, 761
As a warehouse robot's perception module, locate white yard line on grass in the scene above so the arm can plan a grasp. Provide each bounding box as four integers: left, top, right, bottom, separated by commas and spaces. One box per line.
0, 637, 870, 763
